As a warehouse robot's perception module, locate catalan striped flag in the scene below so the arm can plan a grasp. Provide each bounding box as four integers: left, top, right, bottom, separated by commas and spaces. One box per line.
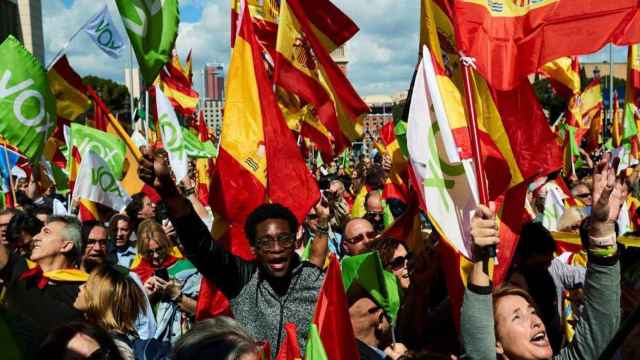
157, 61, 199, 117
453, 0, 640, 90
275, 0, 368, 158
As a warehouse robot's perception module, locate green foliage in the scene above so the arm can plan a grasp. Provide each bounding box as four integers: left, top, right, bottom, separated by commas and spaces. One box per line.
82, 75, 130, 113
533, 78, 566, 124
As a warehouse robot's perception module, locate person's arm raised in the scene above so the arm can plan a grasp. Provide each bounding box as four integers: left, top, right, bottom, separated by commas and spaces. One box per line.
308, 200, 330, 268
137, 146, 251, 297
460, 204, 500, 360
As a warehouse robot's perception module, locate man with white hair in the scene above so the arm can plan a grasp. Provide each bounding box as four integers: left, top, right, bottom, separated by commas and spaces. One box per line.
0, 215, 87, 357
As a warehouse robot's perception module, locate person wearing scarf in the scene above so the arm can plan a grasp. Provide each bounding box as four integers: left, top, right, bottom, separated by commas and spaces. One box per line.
131, 219, 200, 344
0, 215, 88, 358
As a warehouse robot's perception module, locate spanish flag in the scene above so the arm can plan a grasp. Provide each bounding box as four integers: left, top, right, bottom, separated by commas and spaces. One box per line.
540, 57, 581, 99
453, 0, 640, 90
613, 92, 623, 147
421, 0, 562, 326
275, 0, 368, 158
212, 3, 319, 259
45, 55, 91, 168
375, 121, 408, 202
627, 45, 640, 107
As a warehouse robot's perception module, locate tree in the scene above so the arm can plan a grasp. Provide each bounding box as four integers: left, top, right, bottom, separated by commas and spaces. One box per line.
82, 75, 131, 113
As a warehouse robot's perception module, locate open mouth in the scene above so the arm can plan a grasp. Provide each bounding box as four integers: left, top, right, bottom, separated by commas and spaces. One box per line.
31, 241, 41, 250
530, 331, 548, 346
267, 257, 288, 272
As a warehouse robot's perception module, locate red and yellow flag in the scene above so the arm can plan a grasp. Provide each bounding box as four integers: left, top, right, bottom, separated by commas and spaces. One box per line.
421, 0, 563, 326
541, 56, 581, 99
212, 3, 319, 259
628, 45, 640, 107
157, 61, 199, 117
376, 122, 408, 202
45, 55, 91, 168
275, 0, 368, 158
613, 93, 623, 147
453, 0, 640, 90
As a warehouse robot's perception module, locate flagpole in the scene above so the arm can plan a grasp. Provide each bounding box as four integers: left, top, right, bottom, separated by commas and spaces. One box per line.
460, 59, 494, 261
609, 44, 614, 141
128, 43, 135, 128
2, 147, 16, 209
145, 89, 150, 141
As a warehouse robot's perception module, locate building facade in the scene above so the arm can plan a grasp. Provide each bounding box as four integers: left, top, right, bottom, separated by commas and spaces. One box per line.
1, 0, 44, 63
203, 99, 224, 139
361, 92, 407, 153
204, 63, 225, 101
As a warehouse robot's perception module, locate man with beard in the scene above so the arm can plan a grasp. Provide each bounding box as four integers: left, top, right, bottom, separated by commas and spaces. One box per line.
79, 220, 157, 339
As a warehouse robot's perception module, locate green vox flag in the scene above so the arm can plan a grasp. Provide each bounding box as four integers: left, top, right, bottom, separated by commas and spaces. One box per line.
68, 124, 126, 179
304, 324, 328, 360
115, 0, 179, 85
0, 36, 56, 160
341, 252, 402, 324
182, 127, 217, 158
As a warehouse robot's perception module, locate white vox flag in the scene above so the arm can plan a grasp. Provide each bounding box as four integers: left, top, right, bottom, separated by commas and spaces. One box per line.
541, 182, 566, 232
155, 85, 188, 183
407, 46, 478, 259
72, 151, 131, 212
83, 5, 125, 59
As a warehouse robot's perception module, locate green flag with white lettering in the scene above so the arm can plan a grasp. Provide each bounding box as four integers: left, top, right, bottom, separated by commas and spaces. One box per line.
114, 0, 179, 85
182, 127, 217, 158
0, 36, 56, 160
68, 124, 126, 179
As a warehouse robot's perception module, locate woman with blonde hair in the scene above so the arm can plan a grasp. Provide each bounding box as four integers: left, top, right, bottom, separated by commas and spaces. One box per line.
131, 219, 201, 344
73, 265, 146, 359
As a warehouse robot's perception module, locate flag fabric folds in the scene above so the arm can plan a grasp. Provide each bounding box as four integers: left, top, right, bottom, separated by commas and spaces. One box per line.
82, 5, 125, 59
156, 85, 188, 183
72, 151, 131, 212
453, 0, 640, 90
307, 255, 359, 360
0, 36, 56, 160
341, 252, 401, 325
212, 3, 319, 259
275, 323, 302, 360
158, 61, 199, 116
628, 45, 640, 107
114, 0, 179, 85
407, 52, 478, 260
0, 146, 20, 193
275, 0, 368, 158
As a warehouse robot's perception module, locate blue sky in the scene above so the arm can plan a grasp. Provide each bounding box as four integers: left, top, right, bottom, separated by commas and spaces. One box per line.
45, 0, 628, 98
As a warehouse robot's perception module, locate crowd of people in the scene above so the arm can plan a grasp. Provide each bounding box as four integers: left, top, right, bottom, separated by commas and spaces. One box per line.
0, 144, 638, 360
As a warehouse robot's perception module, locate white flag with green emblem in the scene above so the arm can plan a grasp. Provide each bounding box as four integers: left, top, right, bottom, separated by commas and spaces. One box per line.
156, 85, 188, 183
407, 47, 478, 259
72, 151, 131, 211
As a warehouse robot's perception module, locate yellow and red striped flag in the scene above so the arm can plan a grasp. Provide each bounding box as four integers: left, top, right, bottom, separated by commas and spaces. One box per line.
274, 0, 368, 158
627, 45, 640, 107
157, 61, 199, 117
613, 93, 624, 147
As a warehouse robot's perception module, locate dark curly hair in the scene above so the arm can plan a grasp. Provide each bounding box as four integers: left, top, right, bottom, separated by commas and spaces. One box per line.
244, 203, 298, 246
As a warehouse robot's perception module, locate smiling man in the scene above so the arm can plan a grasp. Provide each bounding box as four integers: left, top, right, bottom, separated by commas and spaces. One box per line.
0, 215, 87, 357
137, 146, 328, 358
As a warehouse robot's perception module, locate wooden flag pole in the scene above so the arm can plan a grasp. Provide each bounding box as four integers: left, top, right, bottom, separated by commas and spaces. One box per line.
460, 59, 495, 262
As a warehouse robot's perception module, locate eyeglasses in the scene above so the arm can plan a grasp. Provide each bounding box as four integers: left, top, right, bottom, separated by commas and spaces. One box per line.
365, 211, 384, 218
255, 233, 295, 250
388, 253, 413, 271
345, 231, 377, 245
86, 239, 108, 247
144, 248, 166, 258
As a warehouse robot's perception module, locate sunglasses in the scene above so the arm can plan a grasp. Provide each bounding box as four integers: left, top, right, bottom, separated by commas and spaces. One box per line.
388, 253, 413, 271
345, 231, 377, 245
365, 211, 384, 218
255, 233, 295, 250
144, 248, 166, 258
